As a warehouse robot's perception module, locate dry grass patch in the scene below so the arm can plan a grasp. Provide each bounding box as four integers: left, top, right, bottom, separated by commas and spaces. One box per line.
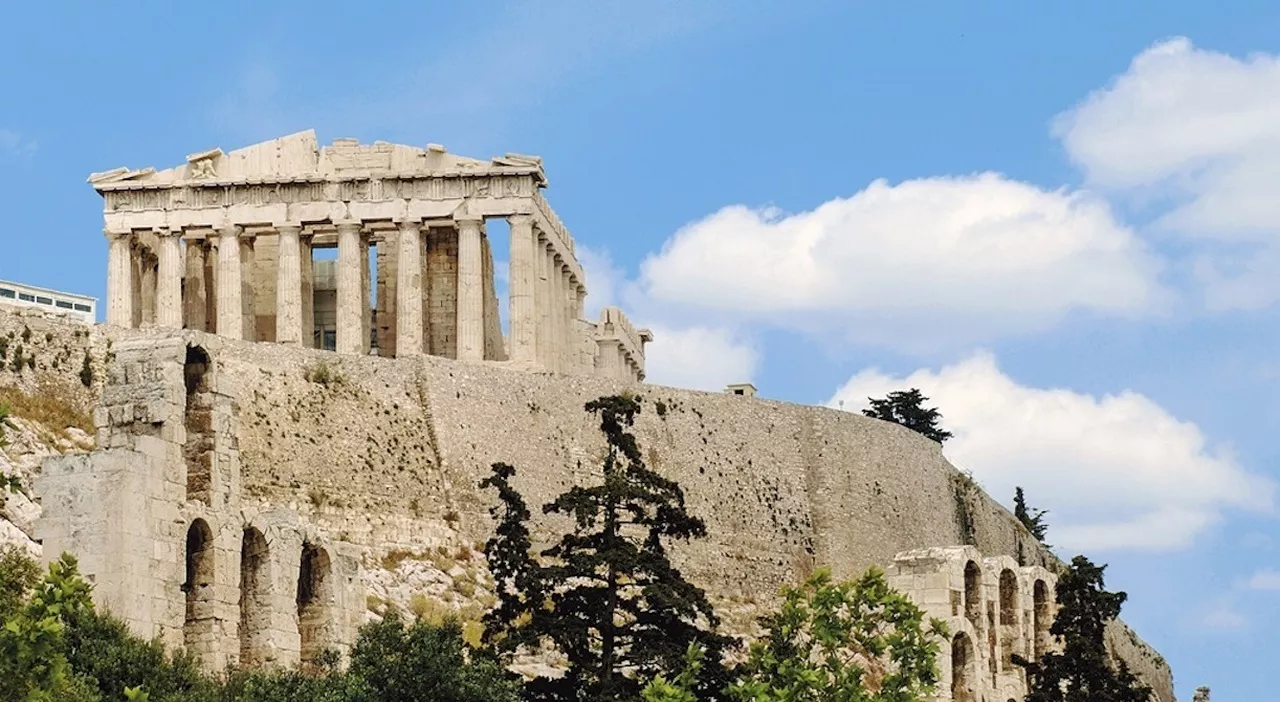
0, 386, 93, 440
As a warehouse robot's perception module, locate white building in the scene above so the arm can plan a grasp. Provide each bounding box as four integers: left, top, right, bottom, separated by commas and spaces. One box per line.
0, 279, 97, 324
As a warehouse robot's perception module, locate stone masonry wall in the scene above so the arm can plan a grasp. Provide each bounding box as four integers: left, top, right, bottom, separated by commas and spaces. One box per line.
425, 227, 458, 358
10, 307, 1173, 700
0, 303, 103, 414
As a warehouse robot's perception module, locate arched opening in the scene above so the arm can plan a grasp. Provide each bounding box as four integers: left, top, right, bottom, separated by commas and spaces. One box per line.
182, 520, 215, 656
964, 560, 981, 624
184, 345, 215, 505
951, 632, 975, 702
999, 569, 1018, 670
297, 542, 333, 666
239, 527, 270, 667
1033, 579, 1051, 659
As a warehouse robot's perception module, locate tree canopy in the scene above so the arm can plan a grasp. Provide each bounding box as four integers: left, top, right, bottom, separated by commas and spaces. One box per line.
861, 389, 953, 444
1013, 487, 1050, 544
1015, 556, 1152, 702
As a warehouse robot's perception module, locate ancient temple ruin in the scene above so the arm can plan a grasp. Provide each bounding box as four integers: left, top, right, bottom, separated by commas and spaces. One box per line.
88, 130, 651, 381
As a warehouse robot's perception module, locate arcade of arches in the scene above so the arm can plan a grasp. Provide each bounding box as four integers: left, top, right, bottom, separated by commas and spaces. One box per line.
888, 546, 1058, 702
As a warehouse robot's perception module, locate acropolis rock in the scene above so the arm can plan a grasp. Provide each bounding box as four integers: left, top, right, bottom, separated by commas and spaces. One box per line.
0, 132, 1176, 702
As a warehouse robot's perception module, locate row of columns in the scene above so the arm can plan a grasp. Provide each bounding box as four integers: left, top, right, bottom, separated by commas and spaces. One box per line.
105, 214, 587, 368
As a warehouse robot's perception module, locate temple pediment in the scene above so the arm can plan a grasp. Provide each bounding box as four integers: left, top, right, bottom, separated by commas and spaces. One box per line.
88, 130, 548, 190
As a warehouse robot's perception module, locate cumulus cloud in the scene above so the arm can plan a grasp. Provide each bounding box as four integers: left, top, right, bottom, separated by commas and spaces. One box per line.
827, 352, 1273, 551
1245, 570, 1280, 591
642, 324, 759, 392
1055, 37, 1280, 308
638, 173, 1168, 352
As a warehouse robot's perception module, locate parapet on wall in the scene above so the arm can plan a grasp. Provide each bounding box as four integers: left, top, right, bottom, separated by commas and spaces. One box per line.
35, 333, 362, 670
888, 546, 1058, 702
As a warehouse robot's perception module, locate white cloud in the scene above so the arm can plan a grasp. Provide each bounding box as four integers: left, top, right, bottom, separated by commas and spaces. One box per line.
1245, 569, 1280, 591
578, 242, 759, 392
638, 173, 1168, 352
1055, 37, 1280, 308
827, 352, 1273, 551
0, 129, 36, 155
642, 324, 759, 392
1201, 602, 1248, 631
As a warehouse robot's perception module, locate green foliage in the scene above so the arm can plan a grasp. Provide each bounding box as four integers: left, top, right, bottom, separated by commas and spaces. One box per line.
345, 610, 522, 702
726, 567, 946, 702
1014, 487, 1050, 544
479, 462, 543, 655
60, 605, 212, 701
1014, 556, 1152, 702
0, 553, 97, 702
861, 389, 953, 444
0, 545, 42, 622
482, 394, 732, 702
641, 644, 704, 702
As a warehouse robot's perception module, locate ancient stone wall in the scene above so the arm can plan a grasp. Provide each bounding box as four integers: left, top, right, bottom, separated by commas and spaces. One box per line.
15, 307, 1173, 700
0, 303, 102, 414
425, 227, 459, 358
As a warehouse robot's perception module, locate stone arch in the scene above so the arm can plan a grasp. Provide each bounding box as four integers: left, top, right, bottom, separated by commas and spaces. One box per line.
999, 568, 1018, 670
239, 526, 271, 667
951, 631, 976, 702
1033, 579, 1051, 659
182, 519, 216, 656
963, 560, 981, 624
183, 345, 215, 505
297, 542, 333, 666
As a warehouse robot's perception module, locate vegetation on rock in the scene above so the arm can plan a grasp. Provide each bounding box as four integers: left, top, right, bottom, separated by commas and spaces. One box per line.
860, 389, 953, 444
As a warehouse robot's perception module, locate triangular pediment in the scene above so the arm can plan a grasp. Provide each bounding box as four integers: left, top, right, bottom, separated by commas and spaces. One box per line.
89, 130, 546, 189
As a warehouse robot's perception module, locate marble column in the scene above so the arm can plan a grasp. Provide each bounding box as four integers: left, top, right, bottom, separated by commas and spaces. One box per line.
361, 236, 372, 354
396, 220, 423, 357
275, 224, 303, 345
598, 339, 621, 379
549, 256, 564, 373
300, 235, 314, 348
216, 226, 244, 340
239, 235, 257, 341
562, 269, 576, 373
139, 248, 157, 328
507, 215, 536, 364
456, 215, 484, 361
155, 229, 183, 329
336, 222, 365, 355
535, 239, 552, 369
106, 232, 134, 328
184, 236, 208, 332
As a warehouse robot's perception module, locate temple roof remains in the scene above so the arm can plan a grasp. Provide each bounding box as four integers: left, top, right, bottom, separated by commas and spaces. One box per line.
87, 130, 547, 190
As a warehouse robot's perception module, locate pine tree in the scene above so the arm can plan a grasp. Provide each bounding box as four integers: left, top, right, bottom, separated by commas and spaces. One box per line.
861, 389, 954, 444
1014, 556, 1152, 702
1013, 487, 1050, 544
479, 462, 544, 655
483, 394, 732, 702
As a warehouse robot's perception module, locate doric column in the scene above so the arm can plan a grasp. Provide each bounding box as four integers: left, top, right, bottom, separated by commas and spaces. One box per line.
535, 238, 552, 369
139, 247, 157, 327
300, 235, 314, 348
239, 235, 257, 341
507, 215, 537, 364
275, 224, 303, 346
216, 226, 243, 340
456, 214, 484, 361
106, 232, 134, 328
395, 220, 423, 357
549, 257, 565, 373
597, 339, 621, 379
336, 221, 365, 355
155, 229, 183, 329
563, 268, 577, 373
183, 235, 208, 332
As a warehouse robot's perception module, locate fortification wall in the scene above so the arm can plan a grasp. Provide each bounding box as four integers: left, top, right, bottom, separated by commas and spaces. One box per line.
6, 307, 1174, 700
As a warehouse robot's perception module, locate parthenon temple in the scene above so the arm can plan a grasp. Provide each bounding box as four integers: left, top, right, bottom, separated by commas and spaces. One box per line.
88, 130, 651, 381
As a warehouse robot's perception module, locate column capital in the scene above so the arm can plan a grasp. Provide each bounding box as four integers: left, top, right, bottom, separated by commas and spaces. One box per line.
104, 228, 133, 242
507, 213, 534, 227
394, 217, 423, 231
334, 219, 364, 235
217, 224, 243, 238
274, 222, 304, 235
454, 212, 484, 224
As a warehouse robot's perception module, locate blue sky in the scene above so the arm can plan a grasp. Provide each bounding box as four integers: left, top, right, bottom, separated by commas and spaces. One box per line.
3, 1, 1278, 698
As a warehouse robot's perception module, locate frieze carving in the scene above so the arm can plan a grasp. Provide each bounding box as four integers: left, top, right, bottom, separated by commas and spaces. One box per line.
100, 175, 538, 214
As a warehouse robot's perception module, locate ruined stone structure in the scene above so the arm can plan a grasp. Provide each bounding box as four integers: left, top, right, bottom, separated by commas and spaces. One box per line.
88, 131, 650, 380
888, 547, 1059, 702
